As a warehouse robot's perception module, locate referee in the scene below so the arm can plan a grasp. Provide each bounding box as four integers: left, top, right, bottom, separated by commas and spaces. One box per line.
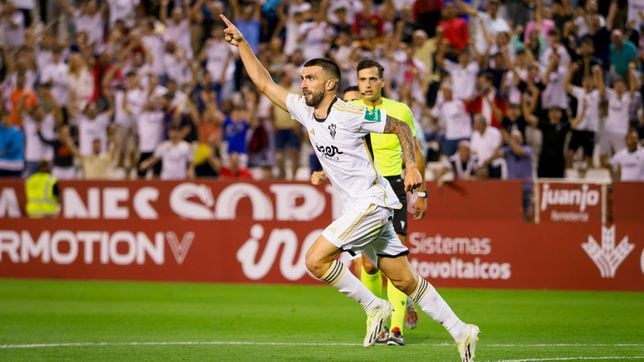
352, 59, 428, 346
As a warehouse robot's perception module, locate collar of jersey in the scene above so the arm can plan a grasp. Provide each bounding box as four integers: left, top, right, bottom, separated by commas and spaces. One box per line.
314, 97, 338, 123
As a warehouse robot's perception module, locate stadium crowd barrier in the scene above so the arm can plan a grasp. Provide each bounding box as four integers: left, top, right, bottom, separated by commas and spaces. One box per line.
0, 179, 642, 291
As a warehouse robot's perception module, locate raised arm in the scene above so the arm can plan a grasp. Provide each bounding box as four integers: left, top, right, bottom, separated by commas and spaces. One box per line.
220, 14, 288, 111
383, 116, 422, 192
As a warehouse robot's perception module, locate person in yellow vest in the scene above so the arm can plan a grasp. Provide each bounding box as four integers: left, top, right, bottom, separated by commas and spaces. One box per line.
25, 160, 60, 218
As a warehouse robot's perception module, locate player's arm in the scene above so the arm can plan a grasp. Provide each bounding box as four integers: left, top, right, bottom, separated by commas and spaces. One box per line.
220, 15, 289, 112
383, 116, 421, 192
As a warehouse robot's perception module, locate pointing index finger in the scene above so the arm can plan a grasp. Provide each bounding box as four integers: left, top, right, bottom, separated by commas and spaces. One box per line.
220, 14, 233, 27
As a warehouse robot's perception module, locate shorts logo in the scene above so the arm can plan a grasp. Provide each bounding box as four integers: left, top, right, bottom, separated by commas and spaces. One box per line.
315, 143, 344, 161
328, 124, 337, 139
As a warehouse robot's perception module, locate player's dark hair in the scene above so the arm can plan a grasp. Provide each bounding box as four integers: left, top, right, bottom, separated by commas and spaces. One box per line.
303, 58, 341, 90
357, 59, 385, 78
342, 85, 359, 94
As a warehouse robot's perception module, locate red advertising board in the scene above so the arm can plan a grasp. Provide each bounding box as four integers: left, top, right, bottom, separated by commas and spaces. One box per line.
534, 181, 606, 224
1, 180, 642, 291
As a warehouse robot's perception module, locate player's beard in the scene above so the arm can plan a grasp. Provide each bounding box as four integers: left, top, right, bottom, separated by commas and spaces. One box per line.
305, 89, 325, 107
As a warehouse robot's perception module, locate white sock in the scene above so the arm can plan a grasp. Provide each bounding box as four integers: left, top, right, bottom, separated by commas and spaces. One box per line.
410, 277, 467, 341
321, 260, 379, 311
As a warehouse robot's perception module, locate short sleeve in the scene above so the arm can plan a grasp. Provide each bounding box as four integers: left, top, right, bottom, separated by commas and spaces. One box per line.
357, 108, 387, 134
571, 86, 584, 99
153, 143, 166, 158
285, 93, 310, 127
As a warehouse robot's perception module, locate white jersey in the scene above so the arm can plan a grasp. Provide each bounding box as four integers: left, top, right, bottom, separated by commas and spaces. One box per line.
78, 113, 111, 156
286, 94, 401, 210
154, 140, 193, 180
604, 89, 632, 135
610, 146, 644, 181
571, 86, 601, 132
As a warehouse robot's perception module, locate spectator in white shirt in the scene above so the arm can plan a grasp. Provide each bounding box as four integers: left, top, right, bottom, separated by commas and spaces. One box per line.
140, 19, 166, 77
162, 41, 192, 86
455, 0, 510, 55
139, 124, 194, 180
75, 102, 113, 157
609, 129, 644, 181
470, 113, 503, 179
160, 0, 199, 59
541, 51, 568, 110
22, 105, 55, 176
61, 0, 105, 49
198, 25, 237, 103
111, 71, 146, 176
39, 48, 69, 111
67, 53, 94, 116
431, 82, 472, 156
437, 48, 479, 102
598, 75, 637, 167
136, 96, 166, 178
108, 0, 139, 28
0, 1, 26, 49
564, 63, 602, 170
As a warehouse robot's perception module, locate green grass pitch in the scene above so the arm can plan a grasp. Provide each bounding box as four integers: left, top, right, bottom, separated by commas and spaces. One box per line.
0, 278, 642, 361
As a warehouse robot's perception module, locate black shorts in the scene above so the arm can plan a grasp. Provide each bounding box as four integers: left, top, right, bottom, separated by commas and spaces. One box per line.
385, 175, 407, 236
568, 130, 596, 157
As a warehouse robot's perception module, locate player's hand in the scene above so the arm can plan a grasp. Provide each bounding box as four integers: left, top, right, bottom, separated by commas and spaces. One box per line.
310, 170, 327, 185
220, 14, 244, 46
403, 166, 422, 192
412, 195, 427, 220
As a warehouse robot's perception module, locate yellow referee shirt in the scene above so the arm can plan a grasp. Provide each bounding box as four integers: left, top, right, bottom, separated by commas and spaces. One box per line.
352, 98, 417, 177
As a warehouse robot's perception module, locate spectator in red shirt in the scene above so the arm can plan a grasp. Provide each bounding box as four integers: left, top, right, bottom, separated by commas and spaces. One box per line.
438, 3, 469, 53
466, 73, 506, 129
352, 0, 384, 37
220, 152, 254, 179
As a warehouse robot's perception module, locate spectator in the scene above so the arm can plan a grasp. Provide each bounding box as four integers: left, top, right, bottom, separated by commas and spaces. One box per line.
139, 124, 194, 180
501, 102, 528, 145
136, 96, 165, 179
0, 109, 25, 177
437, 3, 468, 53
22, 105, 55, 177
431, 82, 471, 157
571, 36, 603, 86
67, 131, 117, 180
37, 125, 76, 180
272, 75, 301, 179
8, 71, 38, 126
501, 130, 534, 220
25, 161, 60, 218
435, 140, 478, 183
564, 64, 603, 171
455, 0, 510, 55
436, 47, 479, 101
223, 101, 250, 168
160, 0, 202, 59
220, 152, 254, 180
198, 25, 237, 103
609, 129, 644, 181
75, 102, 113, 157
39, 47, 69, 118
527, 106, 570, 178
0, 1, 26, 50
466, 73, 506, 129
610, 29, 639, 78
110, 71, 145, 177
470, 113, 503, 179
599, 75, 637, 167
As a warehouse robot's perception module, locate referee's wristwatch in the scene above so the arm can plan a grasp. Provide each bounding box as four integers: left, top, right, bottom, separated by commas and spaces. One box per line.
416, 191, 428, 198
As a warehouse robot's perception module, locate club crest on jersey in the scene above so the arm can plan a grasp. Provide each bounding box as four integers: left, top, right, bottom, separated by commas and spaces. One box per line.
328, 124, 337, 139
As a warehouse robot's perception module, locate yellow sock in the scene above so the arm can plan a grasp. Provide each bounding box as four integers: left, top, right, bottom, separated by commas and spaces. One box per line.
360, 267, 382, 298
387, 279, 407, 334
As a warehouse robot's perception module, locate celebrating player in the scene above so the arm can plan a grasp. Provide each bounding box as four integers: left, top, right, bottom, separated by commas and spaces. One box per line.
220, 14, 479, 361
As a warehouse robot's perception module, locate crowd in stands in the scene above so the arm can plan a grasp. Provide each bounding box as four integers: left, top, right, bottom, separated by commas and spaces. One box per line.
0, 0, 643, 184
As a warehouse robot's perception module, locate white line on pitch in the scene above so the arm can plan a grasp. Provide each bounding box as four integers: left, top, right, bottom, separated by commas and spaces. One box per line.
1, 341, 643, 350
500, 357, 644, 362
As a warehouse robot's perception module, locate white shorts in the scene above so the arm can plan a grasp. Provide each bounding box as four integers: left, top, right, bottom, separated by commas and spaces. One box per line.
322, 202, 408, 266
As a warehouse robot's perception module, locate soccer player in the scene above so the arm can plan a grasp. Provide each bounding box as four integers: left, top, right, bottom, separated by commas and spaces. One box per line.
220, 15, 479, 361
352, 59, 428, 346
